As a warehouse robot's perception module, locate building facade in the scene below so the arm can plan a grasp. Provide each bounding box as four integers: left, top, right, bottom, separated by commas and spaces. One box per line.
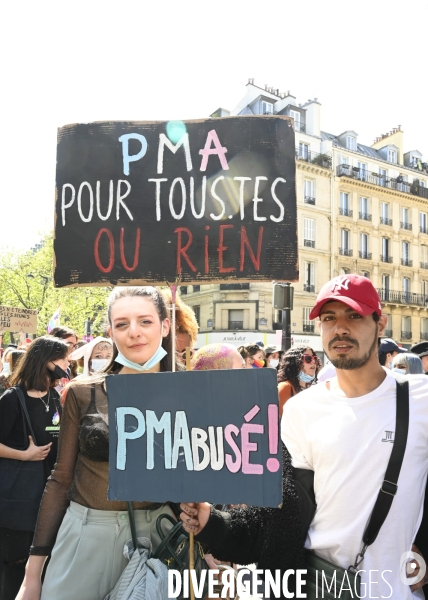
184, 80, 428, 353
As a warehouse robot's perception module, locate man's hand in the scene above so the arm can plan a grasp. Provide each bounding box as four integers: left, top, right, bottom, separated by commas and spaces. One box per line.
180, 502, 211, 534
23, 437, 52, 461
408, 544, 428, 592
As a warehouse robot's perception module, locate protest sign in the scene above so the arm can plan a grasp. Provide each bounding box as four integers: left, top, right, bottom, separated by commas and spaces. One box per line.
107, 368, 282, 507
0, 305, 38, 333
54, 116, 297, 287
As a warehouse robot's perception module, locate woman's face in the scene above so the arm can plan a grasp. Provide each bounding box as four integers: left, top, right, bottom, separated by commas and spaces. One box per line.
108, 296, 170, 367
245, 349, 264, 368
48, 355, 70, 373
90, 342, 113, 361
301, 348, 317, 376
267, 351, 280, 365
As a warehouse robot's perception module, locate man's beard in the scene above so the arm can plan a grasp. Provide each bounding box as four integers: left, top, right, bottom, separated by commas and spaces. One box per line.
326, 331, 378, 370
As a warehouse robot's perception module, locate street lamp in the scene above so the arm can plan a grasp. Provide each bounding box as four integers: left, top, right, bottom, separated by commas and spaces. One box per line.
273, 283, 294, 352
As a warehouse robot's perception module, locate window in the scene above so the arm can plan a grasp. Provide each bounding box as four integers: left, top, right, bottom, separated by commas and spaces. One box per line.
228, 309, 243, 330
381, 274, 390, 301
290, 109, 301, 131
304, 179, 316, 203
420, 212, 427, 233
303, 261, 315, 293
379, 168, 387, 187
381, 237, 390, 261
421, 180, 426, 188
380, 202, 391, 225
346, 136, 356, 150
261, 101, 273, 115
340, 229, 351, 255
422, 318, 428, 339
340, 192, 351, 216
192, 285, 200, 292
422, 281, 428, 297
361, 271, 370, 278
402, 241, 410, 265
421, 245, 428, 268
304, 218, 315, 247
359, 233, 369, 259
401, 207, 410, 225
303, 307, 314, 332
385, 314, 392, 336
401, 315, 411, 338
357, 161, 367, 180
342, 156, 349, 165
388, 149, 397, 163
299, 142, 309, 159
180, 286, 188, 295
359, 197, 370, 220
402, 277, 411, 293
341, 268, 350, 275
193, 305, 200, 325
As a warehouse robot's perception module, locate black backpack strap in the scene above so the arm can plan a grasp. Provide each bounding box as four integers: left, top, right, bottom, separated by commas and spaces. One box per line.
12, 386, 38, 446
357, 376, 409, 558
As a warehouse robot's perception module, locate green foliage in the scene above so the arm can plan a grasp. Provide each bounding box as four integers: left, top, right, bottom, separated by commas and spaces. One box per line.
0, 234, 111, 339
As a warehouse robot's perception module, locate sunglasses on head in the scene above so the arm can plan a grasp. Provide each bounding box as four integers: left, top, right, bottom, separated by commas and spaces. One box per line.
303, 354, 317, 364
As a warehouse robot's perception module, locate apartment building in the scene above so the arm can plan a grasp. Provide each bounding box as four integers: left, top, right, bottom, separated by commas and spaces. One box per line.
184, 80, 428, 352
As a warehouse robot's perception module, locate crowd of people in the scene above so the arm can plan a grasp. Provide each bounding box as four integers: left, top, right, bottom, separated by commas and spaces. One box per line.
0, 277, 427, 600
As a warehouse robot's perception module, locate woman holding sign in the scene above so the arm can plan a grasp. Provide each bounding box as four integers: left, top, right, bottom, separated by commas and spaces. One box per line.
17, 287, 177, 600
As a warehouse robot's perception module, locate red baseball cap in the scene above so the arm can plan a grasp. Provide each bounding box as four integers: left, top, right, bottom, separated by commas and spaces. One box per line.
309, 274, 382, 320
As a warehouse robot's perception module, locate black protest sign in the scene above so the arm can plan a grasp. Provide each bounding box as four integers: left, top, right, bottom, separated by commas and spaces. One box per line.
54, 116, 297, 287
107, 369, 282, 507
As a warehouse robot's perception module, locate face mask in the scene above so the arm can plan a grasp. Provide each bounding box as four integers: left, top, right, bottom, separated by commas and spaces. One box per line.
91, 359, 109, 372
387, 361, 393, 369
299, 371, 315, 383
50, 364, 69, 380
252, 359, 265, 369
115, 328, 167, 372
2, 362, 10, 376
269, 359, 279, 369
393, 367, 406, 375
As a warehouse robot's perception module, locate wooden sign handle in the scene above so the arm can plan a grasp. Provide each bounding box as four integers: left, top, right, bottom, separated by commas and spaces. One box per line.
185, 345, 195, 600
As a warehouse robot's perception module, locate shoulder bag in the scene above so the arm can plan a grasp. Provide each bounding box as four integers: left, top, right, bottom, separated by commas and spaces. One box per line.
295, 377, 409, 600
0, 386, 46, 531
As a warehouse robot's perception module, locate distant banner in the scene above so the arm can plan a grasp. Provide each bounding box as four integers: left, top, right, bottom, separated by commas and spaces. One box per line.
0, 306, 38, 333
54, 116, 298, 287
107, 369, 282, 507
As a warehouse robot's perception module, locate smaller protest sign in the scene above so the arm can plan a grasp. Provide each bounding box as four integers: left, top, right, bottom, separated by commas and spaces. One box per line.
0, 306, 38, 333
107, 368, 282, 507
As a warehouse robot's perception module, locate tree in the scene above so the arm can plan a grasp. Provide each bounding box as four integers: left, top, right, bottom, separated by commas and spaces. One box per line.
0, 233, 111, 341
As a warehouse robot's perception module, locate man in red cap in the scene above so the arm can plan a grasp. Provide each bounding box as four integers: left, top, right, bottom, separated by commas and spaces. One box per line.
282, 273, 428, 598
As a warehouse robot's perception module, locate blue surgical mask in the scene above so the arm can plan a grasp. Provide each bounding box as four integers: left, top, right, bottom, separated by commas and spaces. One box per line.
115, 330, 167, 372
2, 362, 10, 376
91, 359, 109, 372
393, 367, 406, 375
299, 371, 316, 383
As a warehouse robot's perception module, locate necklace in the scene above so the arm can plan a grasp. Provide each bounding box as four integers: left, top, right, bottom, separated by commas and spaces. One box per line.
38, 390, 50, 412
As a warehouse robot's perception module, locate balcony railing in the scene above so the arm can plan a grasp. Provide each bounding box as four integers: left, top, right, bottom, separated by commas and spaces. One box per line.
337, 164, 428, 200
401, 331, 412, 340
420, 225, 428, 234
421, 263, 428, 270
296, 148, 332, 169
380, 216, 393, 226
401, 258, 413, 267
339, 248, 353, 256
303, 284, 315, 293
377, 288, 428, 307
359, 212, 372, 221
380, 255, 393, 263
303, 323, 315, 333
400, 221, 412, 231
304, 196, 316, 205
228, 321, 243, 330
420, 332, 428, 340
384, 329, 393, 338
359, 251, 372, 260
339, 207, 353, 217
304, 239, 315, 248
220, 283, 250, 290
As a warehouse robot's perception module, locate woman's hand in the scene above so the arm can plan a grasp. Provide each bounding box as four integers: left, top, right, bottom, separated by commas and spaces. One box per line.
180, 502, 211, 534
15, 576, 42, 600
24, 437, 52, 461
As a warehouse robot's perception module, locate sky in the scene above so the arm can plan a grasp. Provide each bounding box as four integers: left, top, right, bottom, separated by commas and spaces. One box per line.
1, 0, 427, 251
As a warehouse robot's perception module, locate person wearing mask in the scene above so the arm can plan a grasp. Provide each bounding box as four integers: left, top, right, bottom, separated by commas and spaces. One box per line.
68, 337, 113, 376
410, 341, 428, 374
237, 344, 265, 369
392, 352, 424, 375
263, 345, 281, 369
17, 287, 178, 600
277, 345, 318, 416
378, 337, 406, 369
0, 337, 68, 600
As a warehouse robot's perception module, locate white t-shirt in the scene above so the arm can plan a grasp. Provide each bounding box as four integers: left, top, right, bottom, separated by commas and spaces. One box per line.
282, 370, 428, 599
